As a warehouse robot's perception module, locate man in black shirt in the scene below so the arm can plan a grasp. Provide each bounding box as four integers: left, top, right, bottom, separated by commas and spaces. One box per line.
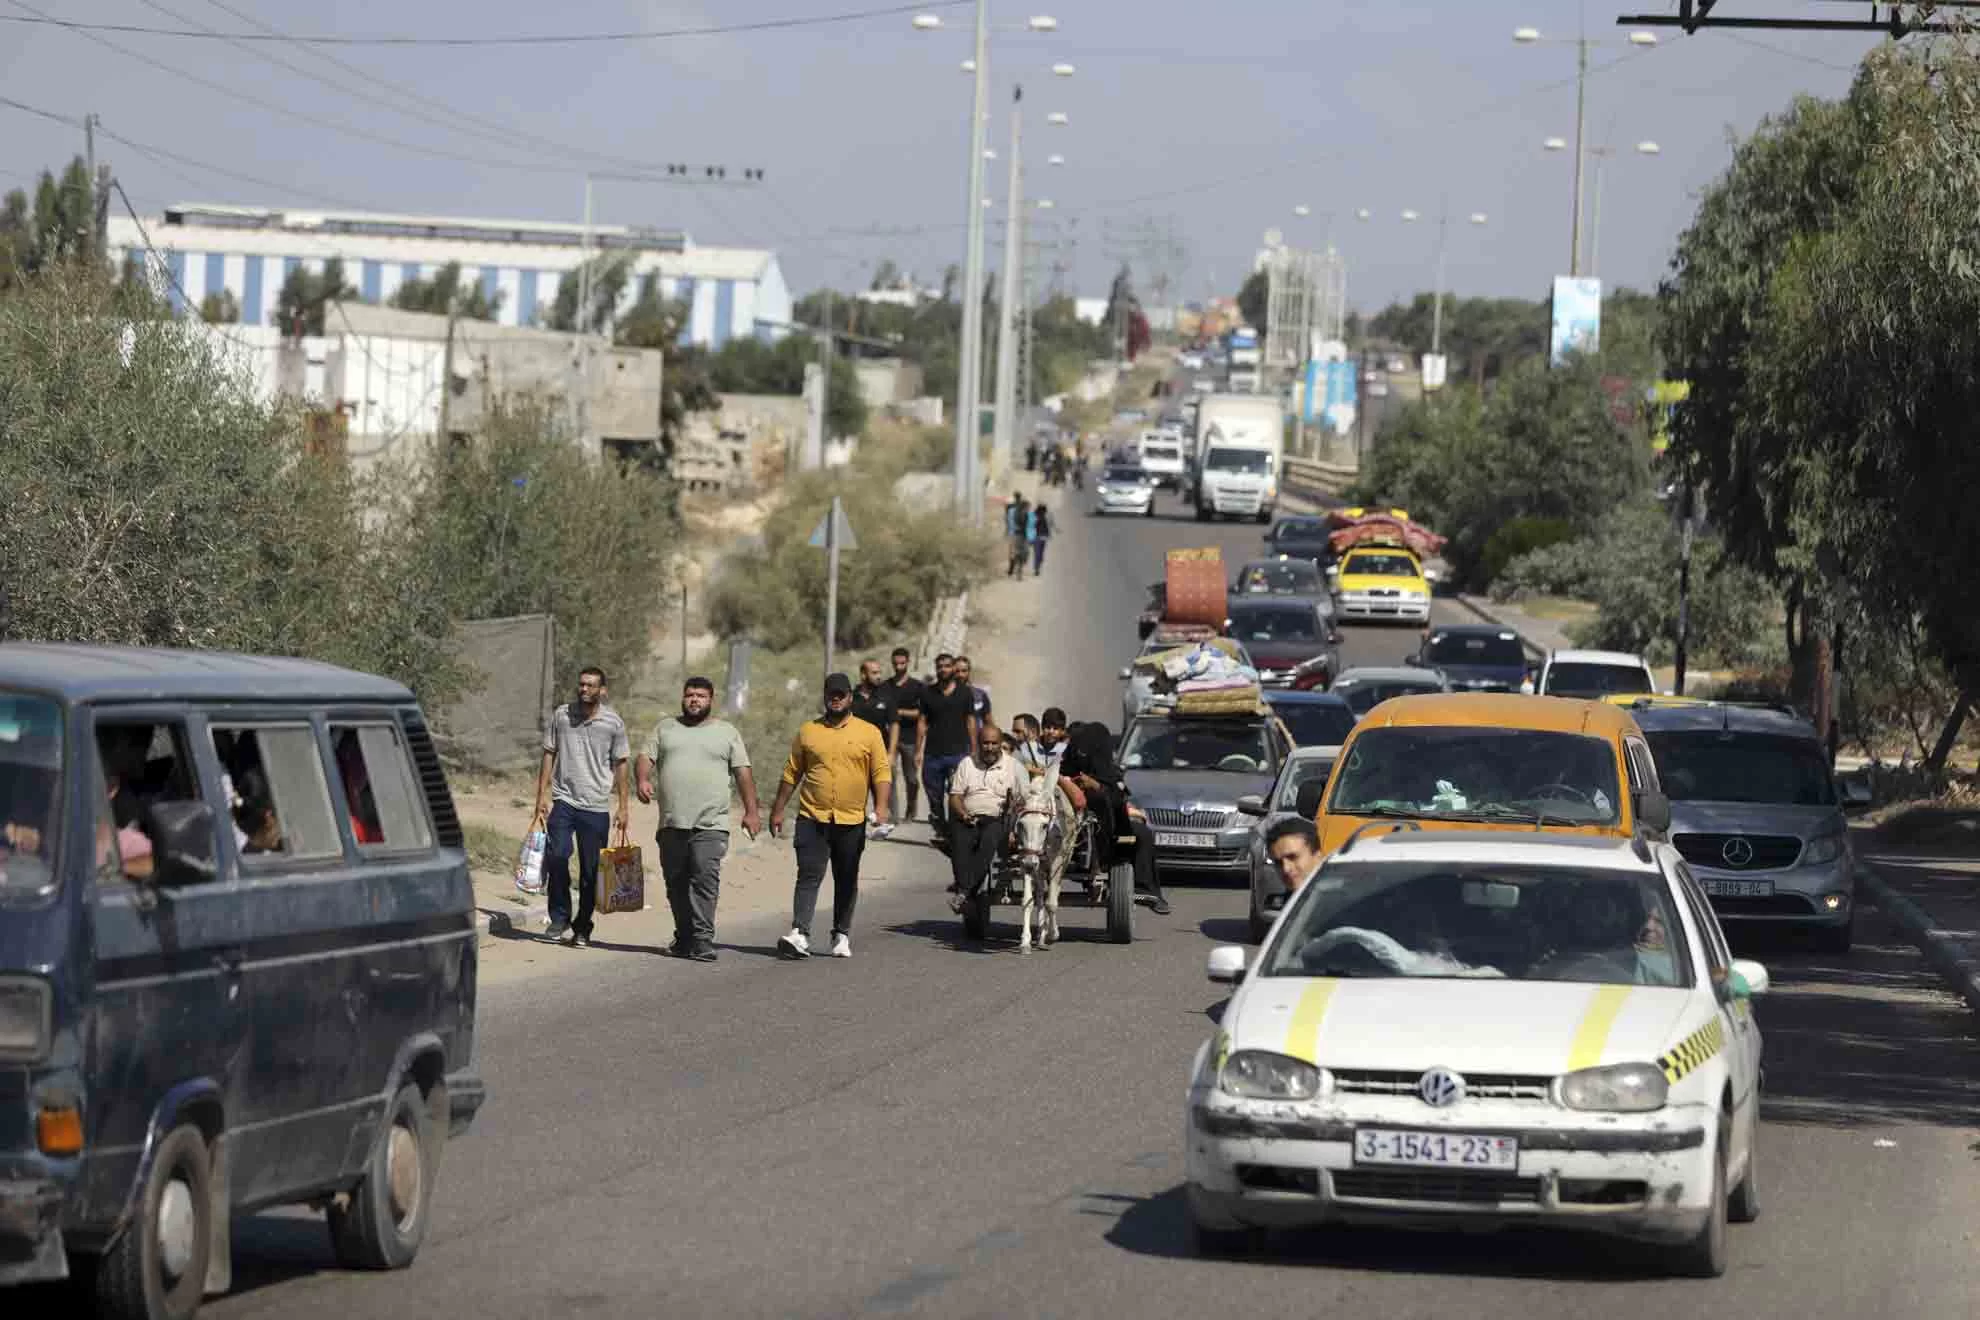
881, 646, 926, 823
1053, 716, 1170, 915
916, 654, 978, 847
953, 655, 993, 726
852, 658, 900, 837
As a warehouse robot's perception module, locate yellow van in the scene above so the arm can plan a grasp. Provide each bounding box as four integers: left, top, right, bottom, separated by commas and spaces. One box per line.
1310, 692, 1669, 855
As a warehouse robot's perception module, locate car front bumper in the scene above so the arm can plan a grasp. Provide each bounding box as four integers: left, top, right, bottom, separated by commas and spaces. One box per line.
1094, 491, 1154, 514
1691, 855, 1855, 927
1184, 1091, 1718, 1242
1336, 593, 1431, 623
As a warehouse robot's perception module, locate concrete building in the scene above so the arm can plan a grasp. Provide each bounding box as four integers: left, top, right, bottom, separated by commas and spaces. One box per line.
110, 203, 792, 348
851, 357, 926, 411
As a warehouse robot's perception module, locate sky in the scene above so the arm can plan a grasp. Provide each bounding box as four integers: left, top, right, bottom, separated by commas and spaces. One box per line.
0, 1, 1883, 314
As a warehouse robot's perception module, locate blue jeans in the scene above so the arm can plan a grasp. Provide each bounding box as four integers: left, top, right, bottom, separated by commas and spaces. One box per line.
1031, 538, 1047, 573
922, 753, 967, 835
545, 800, 610, 936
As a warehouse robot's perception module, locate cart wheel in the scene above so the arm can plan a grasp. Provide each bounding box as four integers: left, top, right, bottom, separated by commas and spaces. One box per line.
962, 890, 991, 941
1106, 861, 1135, 944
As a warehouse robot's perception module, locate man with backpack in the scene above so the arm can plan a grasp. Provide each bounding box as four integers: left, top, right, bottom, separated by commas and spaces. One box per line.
1027, 502, 1052, 577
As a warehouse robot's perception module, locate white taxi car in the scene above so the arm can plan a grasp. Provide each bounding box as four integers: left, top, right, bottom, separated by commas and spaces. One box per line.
1185, 831, 1766, 1277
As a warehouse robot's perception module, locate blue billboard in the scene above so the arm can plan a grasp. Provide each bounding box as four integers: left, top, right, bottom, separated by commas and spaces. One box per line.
1550, 276, 1602, 365
1302, 359, 1358, 427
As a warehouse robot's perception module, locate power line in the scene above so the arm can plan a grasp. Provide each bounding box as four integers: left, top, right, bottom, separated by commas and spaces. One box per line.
0, 1, 965, 48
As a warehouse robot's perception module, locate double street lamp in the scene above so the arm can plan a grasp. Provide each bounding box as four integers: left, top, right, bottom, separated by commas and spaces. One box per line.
1542, 136, 1661, 279
1367, 207, 1488, 360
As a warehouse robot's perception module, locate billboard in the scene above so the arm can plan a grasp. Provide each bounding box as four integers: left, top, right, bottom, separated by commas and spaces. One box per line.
1549, 276, 1602, 365
1299, 359, 1358, 430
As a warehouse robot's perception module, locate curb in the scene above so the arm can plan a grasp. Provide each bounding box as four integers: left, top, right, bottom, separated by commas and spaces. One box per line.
1858, 861, 1980, 1015
478, 904, 547, 938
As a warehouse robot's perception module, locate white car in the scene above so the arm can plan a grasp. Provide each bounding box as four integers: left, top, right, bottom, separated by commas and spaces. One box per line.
1091, 462, 1155, 518
1536, 648, 1658, 699
1185, 831, 1766, 1276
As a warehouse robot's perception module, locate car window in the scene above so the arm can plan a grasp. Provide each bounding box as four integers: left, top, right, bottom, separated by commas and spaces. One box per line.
1272, 703, 1354, 748
1239, 563, 1321, 594
0, 692, 64, 895
1425, 632, 1524, 666
211, 724, 342, 862
1545, 662, 1652, 697
1275, 756, 1338, 809
1120, 720, 1272, 773
331, 723, 433, 850
93, 718, 204, 885
1228, 605, 1319, 643
1329, 726, 1622, 825
1645, 731, 1833, 806
1671, 862, 1731, 989
1343, 552, 1418, 577
1102, 465, 1144, 482
1262, 860, 1689, 987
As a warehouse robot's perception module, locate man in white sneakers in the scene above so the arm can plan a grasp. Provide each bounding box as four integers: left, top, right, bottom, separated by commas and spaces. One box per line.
769, 672, 891, 959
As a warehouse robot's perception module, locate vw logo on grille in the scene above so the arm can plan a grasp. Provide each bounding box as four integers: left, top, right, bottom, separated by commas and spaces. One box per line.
1722, 837, 1756, 868
1417, 1067, 1466, 1108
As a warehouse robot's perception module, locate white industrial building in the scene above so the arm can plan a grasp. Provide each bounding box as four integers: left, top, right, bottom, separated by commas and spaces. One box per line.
107, 204, 793, 348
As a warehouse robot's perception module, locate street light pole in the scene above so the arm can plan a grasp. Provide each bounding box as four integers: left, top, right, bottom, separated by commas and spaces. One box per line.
1569, 35, 1587, 277
991, 85, 1024, 485
1431, 205, 1449, 356
953, 0, 991, 523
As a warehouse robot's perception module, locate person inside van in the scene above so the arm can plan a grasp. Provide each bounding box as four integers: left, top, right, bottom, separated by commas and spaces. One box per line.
232, 768, 284, 855
334, 730, 384, 844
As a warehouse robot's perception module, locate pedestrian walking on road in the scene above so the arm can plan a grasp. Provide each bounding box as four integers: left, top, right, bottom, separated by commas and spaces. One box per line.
954, 655, 993, 726
769, 672, 891, 960
1005, 491, 1031, 578
853, 658, 901, 838
946, 722, 1025, 915
1028, 502, 1052, 577
634, 676, 761, 962
531, 667, 631, 949
882, 646, 925, 824
917, 654, 978, 847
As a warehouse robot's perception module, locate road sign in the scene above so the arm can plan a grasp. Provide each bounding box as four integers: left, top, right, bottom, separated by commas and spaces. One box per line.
807, 503, 858, 551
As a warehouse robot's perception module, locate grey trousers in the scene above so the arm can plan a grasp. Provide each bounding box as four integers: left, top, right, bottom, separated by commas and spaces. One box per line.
658, 827, 730, 946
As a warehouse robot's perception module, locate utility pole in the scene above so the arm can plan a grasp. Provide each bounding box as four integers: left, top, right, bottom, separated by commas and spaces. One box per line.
573, 175, 595, 454
438, 293, 462, 443
1431, 205, 1449, 357
990, 85, 1024, 483
953, 0, 992, 523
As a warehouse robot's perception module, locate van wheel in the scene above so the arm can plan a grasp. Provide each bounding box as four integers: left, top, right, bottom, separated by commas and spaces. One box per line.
96, 1123, 213, 1320
330, 1082, 440, 1270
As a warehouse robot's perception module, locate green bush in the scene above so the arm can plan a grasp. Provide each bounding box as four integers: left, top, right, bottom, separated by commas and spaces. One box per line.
1478, 515, 1578, 590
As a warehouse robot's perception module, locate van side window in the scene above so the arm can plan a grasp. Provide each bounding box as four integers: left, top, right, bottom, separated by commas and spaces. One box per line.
331, 723, 432, 850
211, 725, 341, 862
94, 720, 200, 884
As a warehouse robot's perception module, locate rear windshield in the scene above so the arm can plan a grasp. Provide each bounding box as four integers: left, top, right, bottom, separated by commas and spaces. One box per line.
1122, 719, 1274, 774
1336, 680, 1442, 716
1239, 562, 1323, 594
1274, 519, 1328, 539
1272, 703, 1355, 748
1647, 731, 1836, 806
1546, 662, 1651, 698
1330, 726, 1622, 826
1427, 633, 1524, 667
1142, 443, 1181, 460
1102, 466, 1145, 483
0, 692, 64, 896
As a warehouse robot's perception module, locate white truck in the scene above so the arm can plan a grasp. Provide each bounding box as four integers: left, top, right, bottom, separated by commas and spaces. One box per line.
1136, 428, 1188, 491
1192, 393, 1283, 523
1226, 326, 1262, 393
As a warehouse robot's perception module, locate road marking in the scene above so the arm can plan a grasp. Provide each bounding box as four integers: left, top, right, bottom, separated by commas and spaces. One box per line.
1283, 978, 1339, 1062
1567, 985, 1633, 1071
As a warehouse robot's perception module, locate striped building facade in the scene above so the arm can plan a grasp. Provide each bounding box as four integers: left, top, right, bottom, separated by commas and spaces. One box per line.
106, 204, 793, 348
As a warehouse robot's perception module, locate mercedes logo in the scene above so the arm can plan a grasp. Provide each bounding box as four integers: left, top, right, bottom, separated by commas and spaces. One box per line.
1417, 1067, 1466, 1108
1721, 837, 1756, 868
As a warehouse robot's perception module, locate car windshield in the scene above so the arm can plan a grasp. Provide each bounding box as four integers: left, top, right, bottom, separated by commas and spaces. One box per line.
1142, 444, 1181, 461
0, 692, 64, 895
1229, 605, 1319, 643
1102, 466, 1146, 483
1335, 680, 1440, 716
1122, 720, 1273, 774
1272, 703, 1354, 749
1239, 563, 1323, 594
1207, 447, 1273, 474
1261, 861, 1689, 987
1647, 731, 1837, 806
1547, 662, 1651, 698
1274, 756, 1339, 809
1328, 727, 1623, 826
1427, 633, 1525, 667
1344, 552, 1418, 577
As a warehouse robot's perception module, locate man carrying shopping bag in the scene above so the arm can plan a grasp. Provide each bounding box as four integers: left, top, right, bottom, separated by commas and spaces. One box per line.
635, 676, 762, 962
531, 666, 631, 949
769, 672, 890, 960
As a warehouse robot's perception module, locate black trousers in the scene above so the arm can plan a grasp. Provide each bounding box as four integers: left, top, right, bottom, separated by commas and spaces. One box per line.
1126, 815, 1164, 901
792, 816, 865, 939
951, 815, 1003, 899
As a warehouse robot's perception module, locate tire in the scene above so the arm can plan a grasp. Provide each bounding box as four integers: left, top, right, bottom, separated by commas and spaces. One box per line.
1728, 1120, 1761, 1224
1106, 860, 1135, 944
1665, 1120, 1729, 1278
1254, 508, 1271, 524
1815, 920, 1853, 954
1143, 500, 1155, 518
961, 890, 991, 941
329, 1081, 441, 1271
95, 1123, 213, 1320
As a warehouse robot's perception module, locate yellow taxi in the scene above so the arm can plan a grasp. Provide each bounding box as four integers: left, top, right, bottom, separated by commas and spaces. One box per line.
1329, 544, 1431, 624
1309, 692, 1670, 855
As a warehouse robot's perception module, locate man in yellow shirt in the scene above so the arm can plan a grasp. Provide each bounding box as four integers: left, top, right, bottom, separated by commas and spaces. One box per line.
770, 672, 892, 960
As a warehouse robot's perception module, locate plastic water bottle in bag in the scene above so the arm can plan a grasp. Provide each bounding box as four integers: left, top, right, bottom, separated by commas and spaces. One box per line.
514, 829, 547, 895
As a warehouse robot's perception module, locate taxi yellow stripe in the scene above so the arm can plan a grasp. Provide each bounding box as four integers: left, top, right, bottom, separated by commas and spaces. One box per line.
1281, 979, 1339, 1063
1566, 985, 1633, 1071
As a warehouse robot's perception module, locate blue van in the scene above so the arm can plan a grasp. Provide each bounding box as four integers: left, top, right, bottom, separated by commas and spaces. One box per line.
0, 645, 485, 1318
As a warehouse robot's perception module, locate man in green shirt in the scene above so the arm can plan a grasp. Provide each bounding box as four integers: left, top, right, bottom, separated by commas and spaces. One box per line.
635, 676, 762, 962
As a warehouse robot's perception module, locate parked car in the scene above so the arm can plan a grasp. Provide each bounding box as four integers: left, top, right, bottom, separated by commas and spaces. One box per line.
1411, 625, 1530, 693
1092, 462, 1156, 517
0, 644, 485, 1311
1330, 665, 1450, 718
1187, 830, 1767, 1276
1120, 710, 1292, 876
1631, 700, 1858, 951
1235, 744, 1342, 940
1226, 598, 1342, 692
1537, 649, 1658, 699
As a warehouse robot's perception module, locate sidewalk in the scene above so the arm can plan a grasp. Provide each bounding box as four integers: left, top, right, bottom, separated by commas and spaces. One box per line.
1854, 809, 1980, 1015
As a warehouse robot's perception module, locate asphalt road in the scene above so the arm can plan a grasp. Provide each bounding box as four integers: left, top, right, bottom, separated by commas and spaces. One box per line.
78, 473, 1980, 1319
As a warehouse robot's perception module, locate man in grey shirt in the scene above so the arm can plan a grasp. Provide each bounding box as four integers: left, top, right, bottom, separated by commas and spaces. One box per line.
636, 675, 762, 961
532, 666, 631, 948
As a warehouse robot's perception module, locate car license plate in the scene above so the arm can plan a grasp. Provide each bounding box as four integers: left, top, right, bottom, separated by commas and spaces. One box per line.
1703, 878, 1774, 898
1155, 831, 1216, 849
1353, 1128, 1518, 1171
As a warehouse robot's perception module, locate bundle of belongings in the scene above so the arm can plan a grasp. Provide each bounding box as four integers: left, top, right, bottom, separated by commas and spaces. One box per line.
1131, 636, 1263, 715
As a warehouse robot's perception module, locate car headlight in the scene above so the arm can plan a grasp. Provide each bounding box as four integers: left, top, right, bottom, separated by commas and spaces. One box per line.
1802, 832, 1844, 866
1220, 1050, 1328, 1100
1555, 1062, 1668, 1112
0, 976, 53, 1062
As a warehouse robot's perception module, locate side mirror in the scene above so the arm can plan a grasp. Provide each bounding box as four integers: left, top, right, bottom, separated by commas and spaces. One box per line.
1294, 780, 1327, 820
1206, 946, 1248, 984
1634, 789, 1672, 834
146, 799, 219, 886
1328, 632, 1343, 646
1118, 666, 1132, 682
1235, 794, 1267, 817
1728, 958, 1770, 998
1839, 776, 1873, 811
1325, 564, 1339, 578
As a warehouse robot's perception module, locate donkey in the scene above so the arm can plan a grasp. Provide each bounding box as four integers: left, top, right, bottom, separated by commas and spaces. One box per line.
1008, 770, 1071, 952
